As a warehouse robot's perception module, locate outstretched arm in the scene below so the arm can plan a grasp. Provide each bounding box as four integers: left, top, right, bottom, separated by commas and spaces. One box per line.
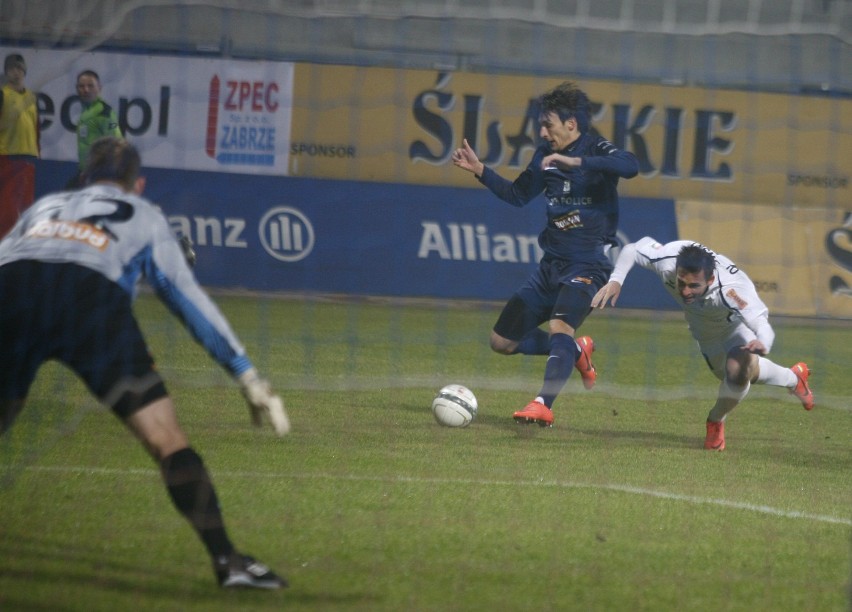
739, 299, 775, 355
145, 215, 290, 435
591, 241, 641, 309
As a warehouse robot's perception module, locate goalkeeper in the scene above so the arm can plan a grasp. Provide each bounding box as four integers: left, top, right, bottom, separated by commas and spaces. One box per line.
591, 236, 814, 451
0, 137, 290, 589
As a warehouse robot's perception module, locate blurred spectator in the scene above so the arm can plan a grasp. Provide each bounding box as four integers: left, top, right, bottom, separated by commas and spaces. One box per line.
68, 69, 122, 187
0, 53, 39, 237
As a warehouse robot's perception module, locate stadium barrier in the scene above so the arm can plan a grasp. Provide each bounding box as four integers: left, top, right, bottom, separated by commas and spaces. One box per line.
17, 46, 849, 318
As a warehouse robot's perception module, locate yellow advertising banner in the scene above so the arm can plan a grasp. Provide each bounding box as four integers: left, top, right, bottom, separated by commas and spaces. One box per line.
676, 201, 852, 318
290, 64, 850, 209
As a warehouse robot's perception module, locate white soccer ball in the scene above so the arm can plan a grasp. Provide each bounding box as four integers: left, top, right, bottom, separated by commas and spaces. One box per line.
431, 384, 478, 428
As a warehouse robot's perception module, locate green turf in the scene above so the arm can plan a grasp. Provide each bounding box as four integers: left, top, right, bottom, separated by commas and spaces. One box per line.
1, 292, 850, 611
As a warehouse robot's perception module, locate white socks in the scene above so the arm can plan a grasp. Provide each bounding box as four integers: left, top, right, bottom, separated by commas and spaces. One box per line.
755, 357, 797, 388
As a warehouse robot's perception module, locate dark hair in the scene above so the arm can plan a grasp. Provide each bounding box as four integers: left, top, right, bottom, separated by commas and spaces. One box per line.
76, 69, 101, 84
82, 137, 140, 190
538, 81, 591, 132
4, 53, 26, 74
676, 243, 716, 279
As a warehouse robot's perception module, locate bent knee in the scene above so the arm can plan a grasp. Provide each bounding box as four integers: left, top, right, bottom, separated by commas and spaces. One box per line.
725, 349, 757, 383
548, 318, 575, 337
490, 332, 517, 355
124, 397, 190, 461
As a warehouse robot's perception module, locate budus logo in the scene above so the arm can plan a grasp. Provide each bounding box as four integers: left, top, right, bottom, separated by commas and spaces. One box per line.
259, 206, 315, 262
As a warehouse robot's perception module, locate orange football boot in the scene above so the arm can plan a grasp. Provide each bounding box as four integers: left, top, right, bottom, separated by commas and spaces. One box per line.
704, 420, 725, 451
574, 336, 597, 390
789, 362, 814, 411
513, 400, 554, 427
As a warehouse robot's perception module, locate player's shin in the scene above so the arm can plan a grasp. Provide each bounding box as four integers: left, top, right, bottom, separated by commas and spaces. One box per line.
161, 447, 234, 560
707, 378, 750, 422
755, 356, 798, 387
538, 333, 580, 407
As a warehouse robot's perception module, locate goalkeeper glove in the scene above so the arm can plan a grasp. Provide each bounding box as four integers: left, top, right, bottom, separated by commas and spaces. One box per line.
238, 368, 290, 436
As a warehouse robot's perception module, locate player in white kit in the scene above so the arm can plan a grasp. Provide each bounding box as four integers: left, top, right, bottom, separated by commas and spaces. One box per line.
0, 137, 290, 588
591, 236, 813, 451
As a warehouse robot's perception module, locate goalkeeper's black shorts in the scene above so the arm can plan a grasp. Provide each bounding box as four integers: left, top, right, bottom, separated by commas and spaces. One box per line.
0, 260, 167, 418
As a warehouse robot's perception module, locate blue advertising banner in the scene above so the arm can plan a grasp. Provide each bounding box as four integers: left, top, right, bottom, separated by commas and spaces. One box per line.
36, 161, 679, 308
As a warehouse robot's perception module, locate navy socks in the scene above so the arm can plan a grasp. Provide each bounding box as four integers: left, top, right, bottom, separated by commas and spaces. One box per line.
538, 333, 580, 408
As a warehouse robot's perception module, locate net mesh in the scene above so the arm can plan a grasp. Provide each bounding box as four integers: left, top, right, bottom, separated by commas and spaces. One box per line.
0, 5, 850, 609
3, 0, 850, 89
1, 0, 849, 474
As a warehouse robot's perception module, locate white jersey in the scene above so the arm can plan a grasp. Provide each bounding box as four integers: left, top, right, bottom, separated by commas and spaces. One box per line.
610, 236, 774, 349
0, 183, 251, 376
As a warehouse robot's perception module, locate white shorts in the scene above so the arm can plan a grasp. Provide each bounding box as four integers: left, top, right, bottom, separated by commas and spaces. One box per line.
696, 323, 756, 381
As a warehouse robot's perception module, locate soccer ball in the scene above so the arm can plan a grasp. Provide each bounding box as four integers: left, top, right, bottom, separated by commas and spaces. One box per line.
431, 384, 478, 428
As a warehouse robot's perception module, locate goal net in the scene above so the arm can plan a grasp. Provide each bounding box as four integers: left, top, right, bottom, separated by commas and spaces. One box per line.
1, 0, 849, 472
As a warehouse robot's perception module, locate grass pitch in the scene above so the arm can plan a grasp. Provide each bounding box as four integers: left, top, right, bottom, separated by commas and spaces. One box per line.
1, 292, 850, 611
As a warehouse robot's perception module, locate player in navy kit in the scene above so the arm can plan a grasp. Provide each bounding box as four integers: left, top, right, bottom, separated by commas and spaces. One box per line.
592, 237, 814, 451
451, 81, 639, 427
0, 137, 289, 588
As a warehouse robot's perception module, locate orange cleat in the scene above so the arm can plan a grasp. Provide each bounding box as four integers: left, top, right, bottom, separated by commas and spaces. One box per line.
704, 420, 725, 451
574, 336, 597, 390
512, 400, 554, 427
789, 362, 814, 411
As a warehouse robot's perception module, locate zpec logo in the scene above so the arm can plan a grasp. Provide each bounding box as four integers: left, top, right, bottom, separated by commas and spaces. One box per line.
259, 206, 314, 262
206, 75, 279, 167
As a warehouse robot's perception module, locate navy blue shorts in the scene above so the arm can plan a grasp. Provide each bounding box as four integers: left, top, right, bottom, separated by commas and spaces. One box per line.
0, 260, 167, 418
493, 256, 610, 340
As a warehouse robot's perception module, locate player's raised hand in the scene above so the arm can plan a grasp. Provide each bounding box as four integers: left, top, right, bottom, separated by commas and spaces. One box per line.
592, 281, 622, 309
238, 368, 290, 436
451, 139, 484, 176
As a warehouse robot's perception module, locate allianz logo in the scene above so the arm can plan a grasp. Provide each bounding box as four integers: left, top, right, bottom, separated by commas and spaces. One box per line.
167, 206, 315, 262
418, 223, 630, 264
167, 213, 633, 268
258, 207, 315, 262
418, 221, 543, 263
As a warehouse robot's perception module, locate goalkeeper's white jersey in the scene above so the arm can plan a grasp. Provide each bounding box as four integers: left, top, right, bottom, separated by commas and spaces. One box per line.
610, 236, 773, 348
0, 183, 251, 376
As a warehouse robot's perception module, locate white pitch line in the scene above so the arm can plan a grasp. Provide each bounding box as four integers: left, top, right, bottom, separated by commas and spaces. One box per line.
14, 465, 852, 527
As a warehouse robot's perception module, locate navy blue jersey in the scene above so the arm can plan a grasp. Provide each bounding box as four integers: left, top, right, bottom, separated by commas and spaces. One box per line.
479, 133, 638, 266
